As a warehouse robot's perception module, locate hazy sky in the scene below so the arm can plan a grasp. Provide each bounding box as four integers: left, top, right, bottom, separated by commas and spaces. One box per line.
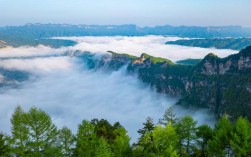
0, 0, 251, 27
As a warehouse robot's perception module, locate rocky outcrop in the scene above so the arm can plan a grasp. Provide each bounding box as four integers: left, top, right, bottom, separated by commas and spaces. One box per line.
69, 46, 251, 120
196, 46, 251, 75
79, 46, 251, 121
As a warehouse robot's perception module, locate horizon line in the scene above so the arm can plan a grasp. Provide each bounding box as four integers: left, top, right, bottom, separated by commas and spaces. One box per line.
0, 23, 250, 29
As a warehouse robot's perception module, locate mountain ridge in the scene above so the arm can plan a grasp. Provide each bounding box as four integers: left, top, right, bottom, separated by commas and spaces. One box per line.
166, 38, 251, 50
75, 46, 251, 121
1, 24, 251, 40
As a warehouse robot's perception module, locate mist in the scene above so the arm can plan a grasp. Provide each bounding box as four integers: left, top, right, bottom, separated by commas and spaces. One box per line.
0, 36, 238, 61
56, 36, 238, 61
0, 36, 236, 141
0, 57, 214, 141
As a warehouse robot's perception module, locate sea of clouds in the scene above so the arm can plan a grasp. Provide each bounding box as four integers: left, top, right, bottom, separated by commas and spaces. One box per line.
0, 36, 238, 141
55, 35, 238, 61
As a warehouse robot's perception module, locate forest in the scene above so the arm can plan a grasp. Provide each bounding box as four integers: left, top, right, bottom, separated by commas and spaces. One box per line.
166, 38, 251, 50
1, 106, 251, 157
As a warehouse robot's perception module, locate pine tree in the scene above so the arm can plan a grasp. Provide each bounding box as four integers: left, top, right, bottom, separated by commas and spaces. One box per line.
25, 107, 58, 157
230, 117, 251, 157
58, 126, 75, 157
0, 132, 10, 156
137, 117, 155, 156
158, 107, 178, 126
195, 124, 213, 156
208, 115, 232, 157
10, 105, 29, 156
176, 115, 197, 156
95, 138, 113, 157
111, 127, 131, 157
137, 117, 154, 137
152, 123, 179, 156
74, 120, 98, 157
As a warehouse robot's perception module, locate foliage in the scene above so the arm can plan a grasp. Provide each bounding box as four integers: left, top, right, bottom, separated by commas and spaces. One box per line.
0, 132, 10, 156
208, 115, 232, 157
74, 120, 97, 157
166, 38, 251, 50
111, 127, 131, 157
2, 106, 251, 156
58, 126, 76, 157
25, 107, 58, 156
176, 59, 202, 66
230, 117, 251, 157
10, 105, 29, 156
140, 53, 174, 64
195, 124, 213, 156
158, 107, 179, 125
176, 116, 197, 156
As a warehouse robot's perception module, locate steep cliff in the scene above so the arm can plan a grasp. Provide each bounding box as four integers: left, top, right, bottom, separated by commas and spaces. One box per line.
76, 46, 251, 121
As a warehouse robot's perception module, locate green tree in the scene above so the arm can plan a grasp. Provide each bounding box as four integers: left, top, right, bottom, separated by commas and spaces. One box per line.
131, 144, 144, 157
230, 117, 251, 157
74, 120, 98, 157
58, 126, 75, 157
137, 117, 154, 137
176, 115, 197, 156
0, 132, 10, 156
10, 105, 29, 156
111, 127, 131, 157
25, 107, 58, 157
158, 107, 178, 126
208, 115, 232, 157
94, 137, 113, 157
152, 123, 179, 157
195, 124, 213, 156
165, 146, 179, 157
137, 117, 155, 156
91, 119, 115, 144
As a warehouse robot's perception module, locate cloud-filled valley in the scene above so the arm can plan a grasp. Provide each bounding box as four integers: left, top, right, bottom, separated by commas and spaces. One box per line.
58, 36, 238, 61
0, 36, 237, 141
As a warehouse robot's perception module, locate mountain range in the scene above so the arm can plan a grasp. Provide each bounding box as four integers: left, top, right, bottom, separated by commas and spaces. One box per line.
1, 24, 251, 48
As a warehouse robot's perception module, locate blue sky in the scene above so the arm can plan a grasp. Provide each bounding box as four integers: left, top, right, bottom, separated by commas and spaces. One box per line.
0, 0, 250, 27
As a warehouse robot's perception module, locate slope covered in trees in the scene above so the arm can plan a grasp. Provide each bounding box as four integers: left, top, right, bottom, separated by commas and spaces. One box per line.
1, 106, 251, 157
166, 38, 251, 50
74, 46, 251, 121
176, 59, 202, 66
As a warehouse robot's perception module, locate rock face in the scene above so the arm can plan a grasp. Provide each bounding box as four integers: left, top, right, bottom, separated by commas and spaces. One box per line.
196, 46, 251, 75
78, 46, 251, 121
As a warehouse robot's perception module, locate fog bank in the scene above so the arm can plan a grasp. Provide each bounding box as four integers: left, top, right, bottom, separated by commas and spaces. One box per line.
57, 36, 238, 61
0, 36, 231, 141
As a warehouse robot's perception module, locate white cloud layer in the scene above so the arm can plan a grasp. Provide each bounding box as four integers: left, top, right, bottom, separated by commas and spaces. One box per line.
0, 35, 236, 141
58, 36, 238, 61
0, 45, 70, 58
0, 64, 214, 141
0, 36, 238, 62
0, 57, 73, 74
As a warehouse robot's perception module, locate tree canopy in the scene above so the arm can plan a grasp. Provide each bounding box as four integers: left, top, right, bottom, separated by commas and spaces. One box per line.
1, 106, 251, 157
